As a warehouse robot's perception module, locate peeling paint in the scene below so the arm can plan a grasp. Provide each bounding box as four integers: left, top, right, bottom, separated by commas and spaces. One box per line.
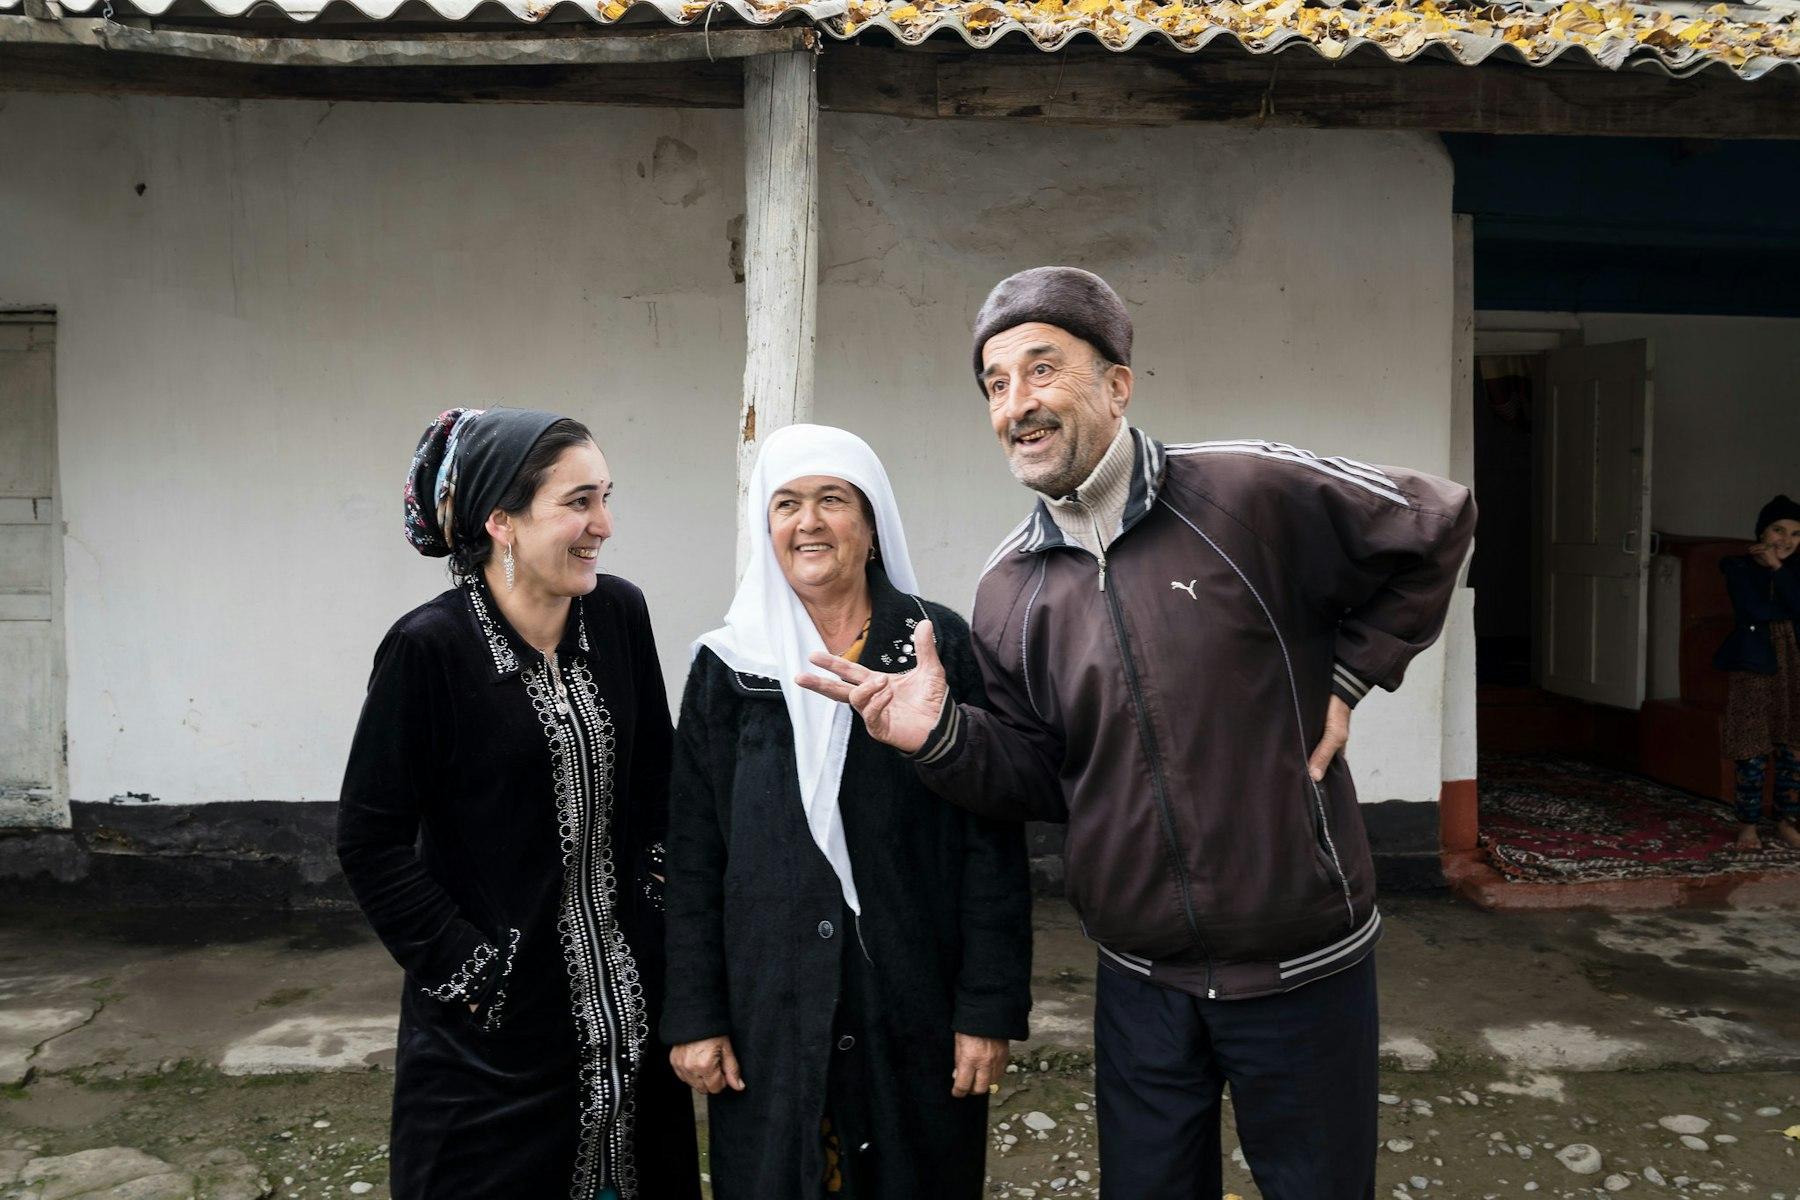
822, 117, 1242, 295
727, 212, 745, 284
650, 136, 709, 208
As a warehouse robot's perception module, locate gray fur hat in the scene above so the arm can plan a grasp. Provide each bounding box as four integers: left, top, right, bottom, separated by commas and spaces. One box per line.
971, 266, 1132, 383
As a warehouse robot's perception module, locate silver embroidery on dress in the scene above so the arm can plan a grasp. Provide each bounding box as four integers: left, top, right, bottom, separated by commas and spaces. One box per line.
420, 939, 497, 1003
477, 927, 523, 1032
464, 581, 519, 675
524, 652, 646, 1200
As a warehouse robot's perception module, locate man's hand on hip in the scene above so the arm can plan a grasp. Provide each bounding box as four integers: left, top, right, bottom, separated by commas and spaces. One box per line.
798, 619, 950, 756
1307, 695, 1352, 782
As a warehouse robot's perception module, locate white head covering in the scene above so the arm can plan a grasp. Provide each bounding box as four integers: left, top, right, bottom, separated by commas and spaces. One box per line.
694, 425, 920, 917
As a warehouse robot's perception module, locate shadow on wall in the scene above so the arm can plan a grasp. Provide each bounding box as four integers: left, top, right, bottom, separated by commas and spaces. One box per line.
818, 118, 1246, 299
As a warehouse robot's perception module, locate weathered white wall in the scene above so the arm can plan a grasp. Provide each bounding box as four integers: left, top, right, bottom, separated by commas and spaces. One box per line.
0, 94, 748, 804
1577, 314, 1800, 540
0, 94, 1456, 806
812, 117, 1457, 803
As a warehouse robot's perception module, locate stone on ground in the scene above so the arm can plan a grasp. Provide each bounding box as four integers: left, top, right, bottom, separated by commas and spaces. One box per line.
185, 1147, 272, 1200
17, 1147, 194, 1200
1554, 1143, 1602, 1174
1658, 1114, 1710, 1135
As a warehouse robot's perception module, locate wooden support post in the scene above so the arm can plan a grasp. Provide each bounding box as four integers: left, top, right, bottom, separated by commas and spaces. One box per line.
1439, 212, 1479, 853
737, 49, 819, 577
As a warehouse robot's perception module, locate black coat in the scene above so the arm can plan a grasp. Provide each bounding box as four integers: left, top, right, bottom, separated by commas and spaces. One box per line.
661, 568, 1033, 1200
1714, 556, 1800, 674
337, 575, 699, 1200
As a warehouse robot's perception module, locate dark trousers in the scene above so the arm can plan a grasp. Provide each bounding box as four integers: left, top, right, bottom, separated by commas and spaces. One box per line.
1093, 952, 1378, 1200
1734, 745, 1800, 824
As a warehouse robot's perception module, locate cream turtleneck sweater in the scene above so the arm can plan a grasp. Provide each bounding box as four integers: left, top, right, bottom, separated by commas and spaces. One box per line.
1044, 420, 1133, 557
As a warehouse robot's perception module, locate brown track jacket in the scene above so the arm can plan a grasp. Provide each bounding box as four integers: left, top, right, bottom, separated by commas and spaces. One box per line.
910, 430, 1477, 999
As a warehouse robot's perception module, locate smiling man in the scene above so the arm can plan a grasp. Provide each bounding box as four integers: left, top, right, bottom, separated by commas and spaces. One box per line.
800, 266, 1477, 1198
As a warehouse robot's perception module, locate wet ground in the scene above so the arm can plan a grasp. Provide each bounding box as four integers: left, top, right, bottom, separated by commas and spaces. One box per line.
2, 896, 1799, 1197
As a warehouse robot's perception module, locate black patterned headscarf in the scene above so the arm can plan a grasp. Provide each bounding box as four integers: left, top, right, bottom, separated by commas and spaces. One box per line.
403, 407, 564, 561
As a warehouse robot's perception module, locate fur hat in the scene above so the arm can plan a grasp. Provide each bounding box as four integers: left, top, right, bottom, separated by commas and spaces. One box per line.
1756, 494, 1800, 538
971, 267, 1132, 385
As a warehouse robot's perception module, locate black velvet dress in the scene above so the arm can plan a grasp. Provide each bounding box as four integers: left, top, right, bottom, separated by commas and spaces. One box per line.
338, 573, 699, 1200
661, 567, 1033, 1199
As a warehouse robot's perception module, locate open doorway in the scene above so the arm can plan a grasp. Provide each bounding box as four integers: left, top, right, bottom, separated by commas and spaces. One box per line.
1470, 321, 1653, 707
1463, 313, 1800, 888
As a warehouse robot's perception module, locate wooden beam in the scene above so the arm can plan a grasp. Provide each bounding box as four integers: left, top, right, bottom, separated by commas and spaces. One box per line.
0, 15, 814, 104
0, 16, 814, 67
737, 49, 820, 576
816, 42, 1800, 139
0, 41, 749, 105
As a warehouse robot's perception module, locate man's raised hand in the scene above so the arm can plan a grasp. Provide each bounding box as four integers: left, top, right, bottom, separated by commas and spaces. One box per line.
798, 619, 950, 755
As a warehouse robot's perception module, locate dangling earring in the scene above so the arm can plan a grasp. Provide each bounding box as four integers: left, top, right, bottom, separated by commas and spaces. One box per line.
503, 543, 516, 591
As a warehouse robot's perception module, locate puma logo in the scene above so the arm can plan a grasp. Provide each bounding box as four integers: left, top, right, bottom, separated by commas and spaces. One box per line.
1170, 579, 1198, 600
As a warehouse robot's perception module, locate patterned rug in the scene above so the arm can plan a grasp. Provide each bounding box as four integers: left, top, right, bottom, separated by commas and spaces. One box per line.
1479, 755, 1800, 883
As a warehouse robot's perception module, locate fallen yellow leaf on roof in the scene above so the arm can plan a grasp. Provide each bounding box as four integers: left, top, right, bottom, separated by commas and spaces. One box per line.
1783, 1124, 1800, 1140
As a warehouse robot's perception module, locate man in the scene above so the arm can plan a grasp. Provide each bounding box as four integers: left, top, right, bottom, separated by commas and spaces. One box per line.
800, 266, 1475, 1198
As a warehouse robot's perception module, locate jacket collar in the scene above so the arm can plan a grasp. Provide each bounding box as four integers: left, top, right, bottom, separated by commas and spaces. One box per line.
863, 563, 931, 675
729, 565, 928, 695
1016, 427, 1167, 557
461, 572, 591, 681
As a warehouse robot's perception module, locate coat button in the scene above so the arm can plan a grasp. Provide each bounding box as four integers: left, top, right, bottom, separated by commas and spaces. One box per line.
837, 1034, 856, 1051
818, 920, 834, 939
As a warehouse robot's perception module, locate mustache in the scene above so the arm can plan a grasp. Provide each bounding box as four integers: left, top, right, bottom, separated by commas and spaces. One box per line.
1007, 415, 1062, 443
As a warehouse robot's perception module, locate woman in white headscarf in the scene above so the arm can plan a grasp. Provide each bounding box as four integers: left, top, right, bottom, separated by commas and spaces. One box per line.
661, 425, 1032, 1199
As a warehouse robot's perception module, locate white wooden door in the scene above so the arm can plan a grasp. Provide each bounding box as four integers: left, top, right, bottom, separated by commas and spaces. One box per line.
1539, 339, 1653, 710
0, 314, 68, 828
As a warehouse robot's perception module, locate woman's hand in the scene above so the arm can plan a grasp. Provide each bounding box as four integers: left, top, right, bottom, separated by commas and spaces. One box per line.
950, 1033, 1009, 1098
671, 1036, 746, 1094
1752, 541, 1784, 570
797, 619, 949, 755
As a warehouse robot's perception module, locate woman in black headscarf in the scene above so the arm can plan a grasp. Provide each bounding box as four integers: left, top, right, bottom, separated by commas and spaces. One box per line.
338, 407, 699, 1200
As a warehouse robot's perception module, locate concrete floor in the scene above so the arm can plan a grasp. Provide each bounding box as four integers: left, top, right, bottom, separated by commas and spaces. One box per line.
2, 895, 1798, 1088
3, 896, 1800, 1198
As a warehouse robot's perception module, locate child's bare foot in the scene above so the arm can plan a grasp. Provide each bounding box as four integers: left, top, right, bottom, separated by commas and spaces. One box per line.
1776, 820, 1800, 850
1735, 823, 1763, 850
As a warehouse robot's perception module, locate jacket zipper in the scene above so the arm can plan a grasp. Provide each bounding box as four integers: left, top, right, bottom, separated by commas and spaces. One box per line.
1094, 553, 1216, 996
1163, 501, 1356, 930
1308, 778, 1354, 921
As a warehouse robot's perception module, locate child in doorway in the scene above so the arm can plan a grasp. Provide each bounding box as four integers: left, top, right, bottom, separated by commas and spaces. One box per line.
1715, 495, 1800, 850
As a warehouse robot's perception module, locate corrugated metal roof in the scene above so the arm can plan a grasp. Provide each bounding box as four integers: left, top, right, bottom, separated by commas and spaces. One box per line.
11, 0, 1798, 78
